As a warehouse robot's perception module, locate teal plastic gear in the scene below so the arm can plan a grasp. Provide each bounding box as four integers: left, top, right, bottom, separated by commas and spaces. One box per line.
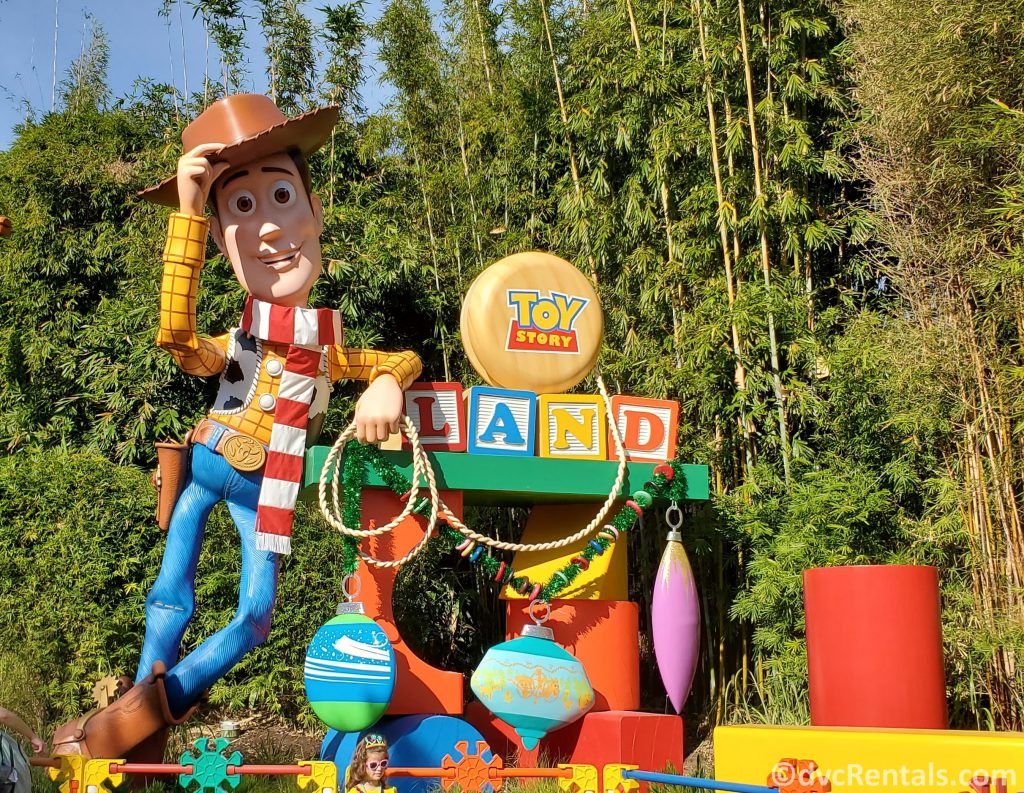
179, 737, 243, 793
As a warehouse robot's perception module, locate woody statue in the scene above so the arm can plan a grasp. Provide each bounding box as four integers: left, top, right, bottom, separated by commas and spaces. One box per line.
53, 95, 421, 760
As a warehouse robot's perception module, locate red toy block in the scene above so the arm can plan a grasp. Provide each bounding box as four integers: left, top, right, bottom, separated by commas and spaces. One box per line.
403, 382, 467, 452
608, 396, 679, 463
359, 489, 465, 715
466, 704, 684, 781
804, 565, 947, 728
505, 599, 639, 711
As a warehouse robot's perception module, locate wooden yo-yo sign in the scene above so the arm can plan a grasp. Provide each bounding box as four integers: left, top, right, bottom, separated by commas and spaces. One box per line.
461, 252, 602, 393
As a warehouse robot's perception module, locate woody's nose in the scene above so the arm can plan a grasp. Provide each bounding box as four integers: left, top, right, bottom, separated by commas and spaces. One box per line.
259, 222, 283, 241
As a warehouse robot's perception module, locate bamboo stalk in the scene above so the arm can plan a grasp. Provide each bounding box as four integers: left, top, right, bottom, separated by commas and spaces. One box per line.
51, 0, 59, 112
694, 0, 753, 476
737, 0, 792, 483
659, 167, 683, 369
165, 8, 179, 121
471, 0, 495, 96
537, 0, 599, 284
624, 0, 642, 53
661, 0, 668, 65
178, 0, 188, 105
408, 134, 452, 382
455, 106, 486, 270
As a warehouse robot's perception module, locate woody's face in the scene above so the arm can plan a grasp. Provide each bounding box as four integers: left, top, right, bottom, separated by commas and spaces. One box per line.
210, 151, 323, 307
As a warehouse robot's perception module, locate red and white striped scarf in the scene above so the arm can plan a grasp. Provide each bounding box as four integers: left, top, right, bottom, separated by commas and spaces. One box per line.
241, 296, 343, 555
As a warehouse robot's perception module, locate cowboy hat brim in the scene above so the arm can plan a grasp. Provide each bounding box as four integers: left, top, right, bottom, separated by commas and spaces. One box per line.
138, 104, 341, 206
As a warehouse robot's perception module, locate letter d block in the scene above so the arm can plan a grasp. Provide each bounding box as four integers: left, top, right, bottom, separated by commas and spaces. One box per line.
467, 386, 537, 456
609, 395, 679, 462
539, 394, 607, 460
403, 382, 466, 451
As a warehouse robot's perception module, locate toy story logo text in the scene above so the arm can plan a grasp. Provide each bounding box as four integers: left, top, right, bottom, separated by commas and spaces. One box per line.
506, 290, 589, 354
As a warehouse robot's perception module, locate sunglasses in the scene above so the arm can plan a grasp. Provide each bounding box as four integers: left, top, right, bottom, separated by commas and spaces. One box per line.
367, 760, 389, 771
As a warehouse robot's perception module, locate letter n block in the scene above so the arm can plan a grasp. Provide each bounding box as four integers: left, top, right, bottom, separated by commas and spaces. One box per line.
608, 395, 679, 462
467, 386, 537, 456
539, 393, 607, 460
403, 382, 466, 451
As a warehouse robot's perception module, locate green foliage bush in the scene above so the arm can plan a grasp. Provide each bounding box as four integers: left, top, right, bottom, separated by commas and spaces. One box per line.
0, 446, 353, 727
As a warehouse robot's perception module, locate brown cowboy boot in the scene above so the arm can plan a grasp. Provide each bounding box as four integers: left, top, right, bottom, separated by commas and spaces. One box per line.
52, 662, 200, 759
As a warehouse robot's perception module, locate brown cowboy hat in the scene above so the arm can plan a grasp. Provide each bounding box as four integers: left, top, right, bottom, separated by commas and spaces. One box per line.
139, 93, 340, 206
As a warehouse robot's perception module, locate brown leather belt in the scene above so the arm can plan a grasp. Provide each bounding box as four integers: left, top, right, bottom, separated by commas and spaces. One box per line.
190, 418, 267, 472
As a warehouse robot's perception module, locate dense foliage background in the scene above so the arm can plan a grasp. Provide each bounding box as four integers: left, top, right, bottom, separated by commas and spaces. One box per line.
1, 0, 1022, 749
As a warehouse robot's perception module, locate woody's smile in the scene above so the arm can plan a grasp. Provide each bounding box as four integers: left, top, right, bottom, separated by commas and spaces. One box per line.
258, 246, 302, 270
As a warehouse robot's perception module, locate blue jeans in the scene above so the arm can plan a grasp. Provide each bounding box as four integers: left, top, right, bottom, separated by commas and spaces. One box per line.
136, 435, 279, 716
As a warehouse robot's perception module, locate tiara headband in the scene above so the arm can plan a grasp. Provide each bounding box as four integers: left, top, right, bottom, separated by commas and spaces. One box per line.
363, 734, 387, 749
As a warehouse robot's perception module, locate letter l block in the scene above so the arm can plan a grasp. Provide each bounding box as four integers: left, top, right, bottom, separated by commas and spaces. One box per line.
403, 382, 466, 451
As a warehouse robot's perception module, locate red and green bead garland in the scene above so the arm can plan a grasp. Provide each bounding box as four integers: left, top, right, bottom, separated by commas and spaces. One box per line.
335, 444, 688, 603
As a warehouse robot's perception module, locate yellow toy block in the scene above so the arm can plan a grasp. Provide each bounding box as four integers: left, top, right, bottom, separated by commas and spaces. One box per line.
603, 764, 639, 793
539, 394, 607, 461
559, 764, 599, 793
502, 504, 627, 600
48, 754, 84, 793
82, 758, 124, 793
715, 725, 1024, 793
297, 760, 339, 793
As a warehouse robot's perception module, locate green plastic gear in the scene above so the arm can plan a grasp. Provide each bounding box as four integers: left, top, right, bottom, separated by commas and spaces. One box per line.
178, 737, 243, 793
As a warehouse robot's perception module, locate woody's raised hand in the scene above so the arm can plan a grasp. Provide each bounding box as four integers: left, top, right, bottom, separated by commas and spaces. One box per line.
177, 142, 230, 217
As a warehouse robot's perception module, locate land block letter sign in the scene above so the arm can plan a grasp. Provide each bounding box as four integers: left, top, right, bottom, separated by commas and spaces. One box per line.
539, 394, 607, 460
467, 386, 537, 456
403, 382, 466, 452
608, 395, 679, 462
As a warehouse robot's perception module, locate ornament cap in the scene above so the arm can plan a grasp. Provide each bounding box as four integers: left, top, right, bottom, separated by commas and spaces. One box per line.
666, 530, 683, 543
335, 601, 366, 615
665, 502, 683, 531
521, 623, 555, 640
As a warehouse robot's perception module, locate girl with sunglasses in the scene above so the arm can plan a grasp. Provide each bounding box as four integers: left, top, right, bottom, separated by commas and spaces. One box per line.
345, 734, 395, 793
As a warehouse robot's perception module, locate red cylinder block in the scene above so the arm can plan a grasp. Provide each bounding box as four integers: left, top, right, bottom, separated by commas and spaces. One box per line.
804, 565, 947, 729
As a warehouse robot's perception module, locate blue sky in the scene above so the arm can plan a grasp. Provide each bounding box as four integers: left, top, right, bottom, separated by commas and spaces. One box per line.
0, 0, 407, 150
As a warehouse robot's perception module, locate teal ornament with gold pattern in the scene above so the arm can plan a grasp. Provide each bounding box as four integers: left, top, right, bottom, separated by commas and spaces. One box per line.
470, 602, 594, 749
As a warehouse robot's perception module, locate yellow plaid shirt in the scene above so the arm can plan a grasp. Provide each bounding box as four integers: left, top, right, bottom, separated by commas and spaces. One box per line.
158, 213, 422, 445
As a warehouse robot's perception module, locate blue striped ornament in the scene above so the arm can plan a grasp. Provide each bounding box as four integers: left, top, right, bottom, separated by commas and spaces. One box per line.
304, 602, 396, 731
470, 623, 594, 750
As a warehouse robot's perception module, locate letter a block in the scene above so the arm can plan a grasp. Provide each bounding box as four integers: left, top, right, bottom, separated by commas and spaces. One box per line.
539, 394, 607, 460
608, 395, 679, 462
403, 382, 466, 451
467, 386, 537, 456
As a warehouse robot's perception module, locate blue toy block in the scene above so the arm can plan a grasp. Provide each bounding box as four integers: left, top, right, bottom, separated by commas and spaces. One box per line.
467, 386, 537, 457
321, 714, 494, 793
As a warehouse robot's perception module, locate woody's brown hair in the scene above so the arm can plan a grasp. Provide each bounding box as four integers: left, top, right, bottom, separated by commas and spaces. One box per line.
346, 735, 389, 789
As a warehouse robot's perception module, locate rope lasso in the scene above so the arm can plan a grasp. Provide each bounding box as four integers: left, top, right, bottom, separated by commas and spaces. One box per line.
439, 374, 627, 552
317, 373, 629, 564
318, 414, 439, 567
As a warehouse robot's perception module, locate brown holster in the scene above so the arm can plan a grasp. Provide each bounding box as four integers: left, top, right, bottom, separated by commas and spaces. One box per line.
154, 441, 190, 531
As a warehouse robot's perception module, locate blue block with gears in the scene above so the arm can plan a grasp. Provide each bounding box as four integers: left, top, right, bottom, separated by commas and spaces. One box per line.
321, 714, 494, 793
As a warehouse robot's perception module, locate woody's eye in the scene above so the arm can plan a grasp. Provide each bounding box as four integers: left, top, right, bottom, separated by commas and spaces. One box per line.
228, 189, 256, 216
271, 180, 296, 207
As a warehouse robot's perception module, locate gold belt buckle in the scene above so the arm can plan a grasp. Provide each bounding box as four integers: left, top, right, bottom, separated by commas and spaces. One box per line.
221, 433, 267, 472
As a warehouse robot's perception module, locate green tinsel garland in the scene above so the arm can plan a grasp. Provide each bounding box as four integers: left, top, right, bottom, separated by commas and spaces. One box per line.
331, 443, 687, 602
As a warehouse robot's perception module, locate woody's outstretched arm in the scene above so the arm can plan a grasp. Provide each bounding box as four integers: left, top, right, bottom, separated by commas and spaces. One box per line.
328, 347, 423, 443
156, 143, 231, 376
